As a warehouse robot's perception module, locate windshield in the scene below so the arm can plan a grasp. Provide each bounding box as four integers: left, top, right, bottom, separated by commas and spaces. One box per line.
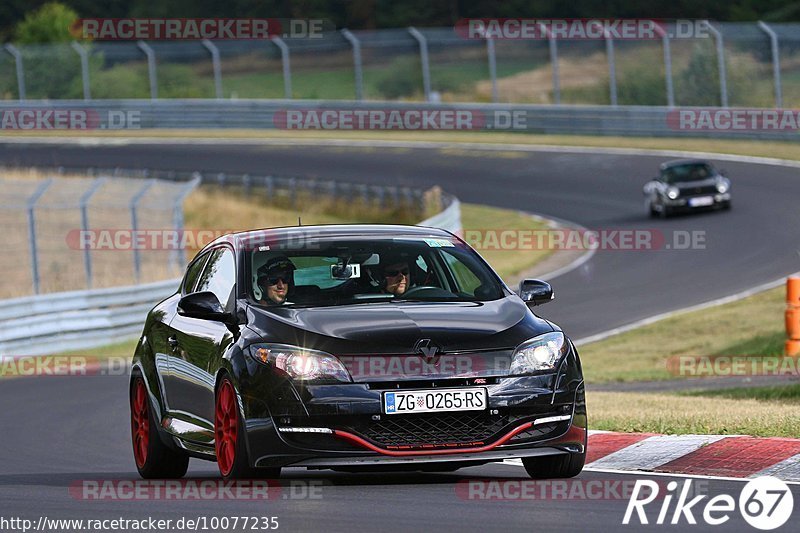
246, 236, 505, 307
662, 163, 714, 183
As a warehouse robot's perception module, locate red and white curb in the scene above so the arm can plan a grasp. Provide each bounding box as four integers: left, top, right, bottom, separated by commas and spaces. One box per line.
508, 430, 800, 482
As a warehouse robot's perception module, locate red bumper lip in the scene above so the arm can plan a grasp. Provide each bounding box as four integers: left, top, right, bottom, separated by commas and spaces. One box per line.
332, 421, 535, 457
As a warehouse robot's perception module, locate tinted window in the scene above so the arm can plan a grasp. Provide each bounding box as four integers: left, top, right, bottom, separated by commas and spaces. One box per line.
183, 252, 209, 294
196, 248, 236, 308
247, 237, 504, 307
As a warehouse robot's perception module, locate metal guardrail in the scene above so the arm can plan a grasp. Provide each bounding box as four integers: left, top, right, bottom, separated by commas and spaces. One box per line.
0, 172, 462, 358
0, 278, 179, 357
0, 99, 794, 140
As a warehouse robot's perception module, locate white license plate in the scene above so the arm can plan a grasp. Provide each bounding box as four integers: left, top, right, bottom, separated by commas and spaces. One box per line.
383, 388, 487, 415
689, 196, 714, 207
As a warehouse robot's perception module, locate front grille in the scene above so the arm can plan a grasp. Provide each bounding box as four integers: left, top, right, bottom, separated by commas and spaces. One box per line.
681, 184, 718, 196
346, 412, 525, 448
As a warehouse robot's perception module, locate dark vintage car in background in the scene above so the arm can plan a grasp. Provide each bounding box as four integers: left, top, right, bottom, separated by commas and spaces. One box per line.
130, 225, 587, 480
644, 159, 731, 217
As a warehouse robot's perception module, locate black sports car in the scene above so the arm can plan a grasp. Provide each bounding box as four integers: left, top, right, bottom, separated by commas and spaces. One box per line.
643, 159, 731, 217
130, 225, 587, 480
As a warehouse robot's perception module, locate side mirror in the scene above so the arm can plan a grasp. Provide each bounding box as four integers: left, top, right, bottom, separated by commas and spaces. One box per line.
178, 291, 235, 323
519, 279, 554, 306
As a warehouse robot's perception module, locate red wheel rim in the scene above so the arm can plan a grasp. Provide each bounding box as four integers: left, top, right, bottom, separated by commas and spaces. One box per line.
215, 380, 238, 476
131, 378, 149, 468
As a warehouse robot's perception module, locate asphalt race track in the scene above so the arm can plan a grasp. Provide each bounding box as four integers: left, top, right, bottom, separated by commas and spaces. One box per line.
2, 139, 800, 531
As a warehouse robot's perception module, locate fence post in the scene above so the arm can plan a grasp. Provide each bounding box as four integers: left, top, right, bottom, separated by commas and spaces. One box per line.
201, 39, 223, 99
4, 44, 26, 101
485, 36, 498, 103
758, 21, 782, 108
27, 179, 53, 294
705, 22, 728, 108
173, 176, 201, 269
137, 41, 158, 100
408, 27, 432, 101
70, 41, 91, 101
130, 179, 156, 284
539, 23, 560, 104
654, 24, 675, 107
601, 25, 618, 107
341, 29, 364, 101
79, 177, 106, 288
271, 36, 292, 99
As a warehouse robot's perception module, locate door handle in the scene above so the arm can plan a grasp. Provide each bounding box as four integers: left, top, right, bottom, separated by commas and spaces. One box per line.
168, 336, 179, 350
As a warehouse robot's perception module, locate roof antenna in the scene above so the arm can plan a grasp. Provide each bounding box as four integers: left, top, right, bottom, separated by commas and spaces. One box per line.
298, 216, 302, 227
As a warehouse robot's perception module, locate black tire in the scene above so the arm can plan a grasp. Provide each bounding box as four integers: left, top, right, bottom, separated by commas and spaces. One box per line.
522, 452, 585, 479
646, 200, 657, 218
130, 376, 190, 479
215, 376, 280, 480
721, 200, 731, 210
660, 204, 672, 219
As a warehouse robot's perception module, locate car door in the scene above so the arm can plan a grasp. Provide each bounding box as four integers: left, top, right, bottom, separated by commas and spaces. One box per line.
156, 250, 210, 414
166, 246, 237, 429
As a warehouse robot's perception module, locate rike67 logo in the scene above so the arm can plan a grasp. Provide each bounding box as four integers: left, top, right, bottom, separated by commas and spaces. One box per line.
624, 477, 794, 530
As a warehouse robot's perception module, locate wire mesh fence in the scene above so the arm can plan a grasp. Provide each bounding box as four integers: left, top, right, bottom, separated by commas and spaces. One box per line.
2, 22, 799, 107
0, 175, 198, 299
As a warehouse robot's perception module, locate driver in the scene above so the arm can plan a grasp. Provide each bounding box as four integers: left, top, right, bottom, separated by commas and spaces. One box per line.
256, 256, 295, 305
381, 254, 411, 297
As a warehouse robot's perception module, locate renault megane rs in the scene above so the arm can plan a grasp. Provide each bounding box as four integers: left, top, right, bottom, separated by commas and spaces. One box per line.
130, 225, 587, 480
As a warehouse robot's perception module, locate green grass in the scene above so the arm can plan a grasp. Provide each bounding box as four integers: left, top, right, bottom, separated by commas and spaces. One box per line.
588, 390, 800, 437
580, 286, 787, 384
682, 384, 800, 403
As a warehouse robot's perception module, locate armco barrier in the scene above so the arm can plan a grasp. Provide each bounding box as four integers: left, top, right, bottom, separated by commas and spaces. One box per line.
1, 100, 799, 140
0, 181, 462, 358
0, 278, 179, 357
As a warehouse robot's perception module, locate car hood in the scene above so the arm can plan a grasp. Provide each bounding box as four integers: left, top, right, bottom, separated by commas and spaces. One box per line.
672, 177, 719, 189
244, 297, 554, 355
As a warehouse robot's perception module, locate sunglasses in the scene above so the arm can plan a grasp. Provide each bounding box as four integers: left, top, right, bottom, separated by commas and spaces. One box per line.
385, 267, 409, 277
261, 276, 289, 286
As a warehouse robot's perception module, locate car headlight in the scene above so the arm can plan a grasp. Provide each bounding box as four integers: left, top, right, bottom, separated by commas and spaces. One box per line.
509, 332, 569, 375
716, 180, 729, 194
248, 343, 352, 383
666, 186, 680, 200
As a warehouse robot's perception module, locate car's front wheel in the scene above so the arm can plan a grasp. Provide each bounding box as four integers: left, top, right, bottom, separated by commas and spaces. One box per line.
215, 376, 280, 480
522, 452, 585, 479
130, 376, 189, 479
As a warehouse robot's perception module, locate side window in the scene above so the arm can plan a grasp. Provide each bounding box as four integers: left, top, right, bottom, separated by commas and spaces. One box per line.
182, 252, 209, 294
195, 248, 236, 308
441, 250, 482, 295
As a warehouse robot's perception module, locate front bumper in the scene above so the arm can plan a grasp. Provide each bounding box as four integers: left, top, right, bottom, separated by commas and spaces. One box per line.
665, 192, 731, 209
240, 374, 587, 469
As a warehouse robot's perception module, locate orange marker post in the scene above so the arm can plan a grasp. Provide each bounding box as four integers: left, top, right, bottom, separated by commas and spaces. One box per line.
786, 277, 800, 356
